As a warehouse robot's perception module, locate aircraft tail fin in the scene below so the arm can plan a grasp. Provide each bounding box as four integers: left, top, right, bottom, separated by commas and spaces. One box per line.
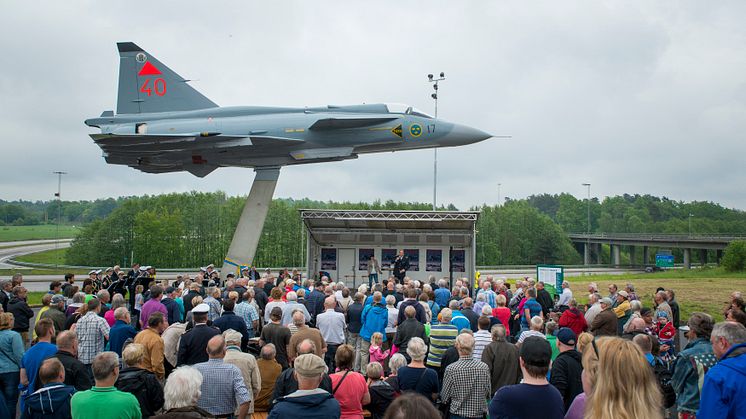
116, 42, 218, 114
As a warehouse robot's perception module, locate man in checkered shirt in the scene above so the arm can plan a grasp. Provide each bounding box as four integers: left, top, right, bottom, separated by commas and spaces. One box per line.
235, 290, 260, 338
76, 299, 110, 369
194, 334, 251, 418
440, 332, 492, 419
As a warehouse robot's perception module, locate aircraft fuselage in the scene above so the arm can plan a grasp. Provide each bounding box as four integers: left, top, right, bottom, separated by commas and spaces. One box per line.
85, 43, 491, 177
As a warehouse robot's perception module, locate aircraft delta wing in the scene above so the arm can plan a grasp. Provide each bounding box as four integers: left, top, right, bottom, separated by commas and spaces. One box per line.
85, 43, 492, 177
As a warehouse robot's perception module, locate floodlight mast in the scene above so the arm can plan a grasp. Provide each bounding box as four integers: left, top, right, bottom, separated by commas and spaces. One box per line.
53, 171, 67, 266
582, 183, 591, 265
428, 72, 445, 211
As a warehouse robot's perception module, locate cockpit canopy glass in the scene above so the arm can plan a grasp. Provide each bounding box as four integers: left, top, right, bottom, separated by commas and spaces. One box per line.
385, 103, 434, 119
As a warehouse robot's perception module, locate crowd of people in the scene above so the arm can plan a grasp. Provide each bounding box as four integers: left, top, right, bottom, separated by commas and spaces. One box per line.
0, 267, 743, 419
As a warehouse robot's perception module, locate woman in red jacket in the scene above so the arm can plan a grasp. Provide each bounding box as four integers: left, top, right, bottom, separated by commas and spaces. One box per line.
491, 294, 512, 336
558, 299, 588, 336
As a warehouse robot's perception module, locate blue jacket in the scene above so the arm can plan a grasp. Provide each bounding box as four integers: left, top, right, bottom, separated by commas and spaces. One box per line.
361, 303, 389, 342
428, 300, 441, 321
434, 288, 451, 309
269, 390, 340, 419
396, 300, 426, 325
450, 310, 471, 333
306, 290, 326, 320
672, 338, 718, 414
175, 298, 185, 321
21, 382, 75, 419
213, 311, 249, 350
160, 297, 181, 324
698, 343, 746, 419
109, 320, 137, 357
0, 329, 23, 373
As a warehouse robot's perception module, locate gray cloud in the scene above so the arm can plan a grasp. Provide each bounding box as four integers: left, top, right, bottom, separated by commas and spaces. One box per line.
1, 1, 745, 210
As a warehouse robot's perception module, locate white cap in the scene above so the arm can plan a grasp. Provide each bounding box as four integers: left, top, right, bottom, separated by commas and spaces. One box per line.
192, 303, 210, 314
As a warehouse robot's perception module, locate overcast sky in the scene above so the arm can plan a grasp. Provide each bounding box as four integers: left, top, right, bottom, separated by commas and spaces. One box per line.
2, 1, 745, 210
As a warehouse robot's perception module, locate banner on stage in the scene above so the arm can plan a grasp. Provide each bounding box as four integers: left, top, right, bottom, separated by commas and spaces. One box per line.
381, 249, 397, 270
404, 249, 420, 271
451, 249, 465, 272
426, 249, 442, 272
358, 248, 374, 271
321, 248, 337, 271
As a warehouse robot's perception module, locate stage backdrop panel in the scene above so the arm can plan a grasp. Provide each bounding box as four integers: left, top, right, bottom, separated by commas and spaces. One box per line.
381, 249, 397, 270
451, 249, 465, 272
358, 248, 374, 271
404, 249, 420, 272
321, 248, 337, 271
426, 249, 442, 272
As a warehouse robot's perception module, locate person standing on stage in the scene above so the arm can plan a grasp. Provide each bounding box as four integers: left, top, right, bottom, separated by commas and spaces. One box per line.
393, 250, 410, 285
368, 256, 382, 288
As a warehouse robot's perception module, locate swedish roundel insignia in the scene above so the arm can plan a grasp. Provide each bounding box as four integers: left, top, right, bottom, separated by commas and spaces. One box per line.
410, 124, 422, 137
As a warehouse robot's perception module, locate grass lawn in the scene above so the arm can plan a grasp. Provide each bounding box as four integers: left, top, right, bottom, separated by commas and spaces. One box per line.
0, 225, 81, 242
27, 291, 46, 306
564, 268, 746, 322
14, 248, 68, 265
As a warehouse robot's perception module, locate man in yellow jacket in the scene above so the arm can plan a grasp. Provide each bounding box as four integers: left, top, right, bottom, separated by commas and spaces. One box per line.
613, 291, 631, 318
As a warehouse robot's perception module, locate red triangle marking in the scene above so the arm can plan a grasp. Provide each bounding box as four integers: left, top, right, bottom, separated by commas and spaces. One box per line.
138, 61, 162, 76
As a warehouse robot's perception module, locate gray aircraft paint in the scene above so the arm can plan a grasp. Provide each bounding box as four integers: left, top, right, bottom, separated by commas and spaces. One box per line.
85, 43, 492, 177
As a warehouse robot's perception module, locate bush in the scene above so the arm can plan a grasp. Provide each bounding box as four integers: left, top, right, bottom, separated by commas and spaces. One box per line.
721, 241, 746, 272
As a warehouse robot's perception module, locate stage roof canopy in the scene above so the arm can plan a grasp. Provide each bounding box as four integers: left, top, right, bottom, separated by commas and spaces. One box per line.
299, 209, 479, 247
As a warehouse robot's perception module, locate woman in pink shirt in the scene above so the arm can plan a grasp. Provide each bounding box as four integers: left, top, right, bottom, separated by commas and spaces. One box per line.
330, 344, 370, 419
104, 293, 126, 326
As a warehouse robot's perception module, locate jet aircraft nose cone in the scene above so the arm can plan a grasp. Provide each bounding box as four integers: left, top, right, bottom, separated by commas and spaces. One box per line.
442, 123, 492, 146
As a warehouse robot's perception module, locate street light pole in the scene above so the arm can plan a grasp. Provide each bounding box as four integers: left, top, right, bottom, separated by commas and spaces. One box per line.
428, 72, 445, 211
53, 171, 67, 266
582, 183, 591, 234
497, 183, 501, 207
582, 183, 591, 264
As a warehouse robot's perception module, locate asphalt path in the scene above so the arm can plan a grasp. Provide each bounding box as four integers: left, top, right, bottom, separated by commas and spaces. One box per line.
0, 239, 73, 269
0, 238, 74, 247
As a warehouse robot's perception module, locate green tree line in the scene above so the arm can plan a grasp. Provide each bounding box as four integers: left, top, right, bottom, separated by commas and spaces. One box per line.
57, 191, 746, 268
66, 193, 448, 268
0, 198, 124, 226
524, 193, 746, 234
474, 202, 581, 266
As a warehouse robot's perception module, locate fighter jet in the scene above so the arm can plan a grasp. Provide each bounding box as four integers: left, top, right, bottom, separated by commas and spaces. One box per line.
84, 42, 492, 177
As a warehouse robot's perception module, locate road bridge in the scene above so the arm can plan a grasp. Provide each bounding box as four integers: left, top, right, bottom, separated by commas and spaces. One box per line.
568, 233, 745, 268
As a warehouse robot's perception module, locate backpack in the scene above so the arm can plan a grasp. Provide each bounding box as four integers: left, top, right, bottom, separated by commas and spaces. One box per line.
652, 358, 676, 408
